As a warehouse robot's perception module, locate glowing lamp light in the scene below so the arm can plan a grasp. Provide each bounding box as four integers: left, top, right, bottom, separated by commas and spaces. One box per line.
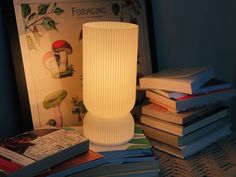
83, 22, 138, 145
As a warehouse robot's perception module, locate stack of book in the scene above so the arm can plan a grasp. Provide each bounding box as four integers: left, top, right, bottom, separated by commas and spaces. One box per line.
139, 67, 235, 159
41, 125, 160, 177
69, 125, 160, 177
0, 126, 159, 177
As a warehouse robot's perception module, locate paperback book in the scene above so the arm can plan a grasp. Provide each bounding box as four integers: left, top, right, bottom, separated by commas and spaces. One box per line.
150, 124, 231, 159
140, 117, 230, 147
141, 106, 228, 136
37, 150, 103, 177
140, 67, 214, 94
146, 88, 235, 112
0, 128, 89, 177
152, 78, 231, 99
142, 103, 222, 124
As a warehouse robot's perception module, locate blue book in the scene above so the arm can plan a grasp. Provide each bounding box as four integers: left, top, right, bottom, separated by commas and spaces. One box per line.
90, 125, 153, 157
39, 125, 157, 177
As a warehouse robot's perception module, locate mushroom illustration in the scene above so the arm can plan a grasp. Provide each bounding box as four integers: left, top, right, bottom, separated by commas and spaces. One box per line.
42, 51, 60, 78
52, 40, 72, 73
43, 89, 67, 127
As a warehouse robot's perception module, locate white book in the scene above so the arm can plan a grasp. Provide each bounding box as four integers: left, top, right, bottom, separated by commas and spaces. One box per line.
140, 67, 214, 94
150, 124, 231, 159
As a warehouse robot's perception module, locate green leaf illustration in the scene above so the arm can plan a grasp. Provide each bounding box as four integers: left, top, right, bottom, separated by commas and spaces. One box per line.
41, 17, 57, 31
26, 35, 36, 50
27, 12, 37, 21
112, 3, 120, 16
38, 4, 50, 15
21, 4, 31, 18
54, 7, 64, 15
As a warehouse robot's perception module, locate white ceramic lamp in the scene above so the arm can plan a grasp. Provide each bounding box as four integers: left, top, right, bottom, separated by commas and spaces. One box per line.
83, 22, 138, 145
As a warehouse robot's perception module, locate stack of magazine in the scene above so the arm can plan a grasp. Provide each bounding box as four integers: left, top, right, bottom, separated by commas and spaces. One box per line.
139, 67, 235, 159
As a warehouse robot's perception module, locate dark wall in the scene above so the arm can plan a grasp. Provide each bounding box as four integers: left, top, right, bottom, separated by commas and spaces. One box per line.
0, 5, 22, 140
152, 0, 236, 129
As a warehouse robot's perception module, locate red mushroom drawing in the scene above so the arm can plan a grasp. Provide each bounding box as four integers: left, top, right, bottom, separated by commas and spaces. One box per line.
42, 51, 60, 78
43, 89, 67, 127
52, 40, 74, 78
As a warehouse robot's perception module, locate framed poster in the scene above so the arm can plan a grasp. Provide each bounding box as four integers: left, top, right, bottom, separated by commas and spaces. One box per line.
2, 0, 157, 129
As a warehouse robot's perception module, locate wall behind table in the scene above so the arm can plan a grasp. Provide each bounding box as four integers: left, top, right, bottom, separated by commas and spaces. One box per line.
151, 0, 236, 129
0, 5, 23, 140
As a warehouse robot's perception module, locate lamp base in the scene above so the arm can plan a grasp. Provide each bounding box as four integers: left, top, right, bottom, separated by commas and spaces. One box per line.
83, 112, 134, 146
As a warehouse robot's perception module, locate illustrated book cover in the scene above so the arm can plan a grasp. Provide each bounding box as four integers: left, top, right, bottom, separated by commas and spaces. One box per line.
0, 128, 89, 177
13, 0, 153, 128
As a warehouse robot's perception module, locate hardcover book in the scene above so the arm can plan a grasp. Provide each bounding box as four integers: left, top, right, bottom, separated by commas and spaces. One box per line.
139, 67, 214, 94
150, 124, 231, 159
146, 88, 235, 112
0, 128, 89, 177
141, 106, 228, 136
140, 117, 230, 147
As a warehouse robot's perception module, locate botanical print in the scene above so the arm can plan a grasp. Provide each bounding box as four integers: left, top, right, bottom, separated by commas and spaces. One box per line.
14, 0, 151, 128
42, 40, 74, 79
43, 89, 67, 127
71, 97, 87, 125
21, 3, 64, 49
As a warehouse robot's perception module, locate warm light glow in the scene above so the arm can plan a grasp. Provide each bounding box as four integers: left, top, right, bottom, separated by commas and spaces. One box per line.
83, 22, 138, 145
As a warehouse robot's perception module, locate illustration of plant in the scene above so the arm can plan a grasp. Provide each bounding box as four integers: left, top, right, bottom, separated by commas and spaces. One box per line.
52, 40, 74, 77
42, 40, 74, 79
21, 3, 64, 50
111, 0, 141, 23
71, 97, 87, 125
43, 89, 67, 127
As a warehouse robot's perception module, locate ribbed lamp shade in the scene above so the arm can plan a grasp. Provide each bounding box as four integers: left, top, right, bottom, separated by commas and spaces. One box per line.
83, 22, 138, 145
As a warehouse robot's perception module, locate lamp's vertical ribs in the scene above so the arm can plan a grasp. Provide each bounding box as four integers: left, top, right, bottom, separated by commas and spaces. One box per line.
83, 22, 138, 145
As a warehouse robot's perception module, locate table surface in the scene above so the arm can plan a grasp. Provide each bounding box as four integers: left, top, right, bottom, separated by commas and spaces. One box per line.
155, 133, 236, 177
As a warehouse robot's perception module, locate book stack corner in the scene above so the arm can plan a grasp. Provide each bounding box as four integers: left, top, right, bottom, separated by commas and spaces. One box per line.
139, 66, 235, 159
